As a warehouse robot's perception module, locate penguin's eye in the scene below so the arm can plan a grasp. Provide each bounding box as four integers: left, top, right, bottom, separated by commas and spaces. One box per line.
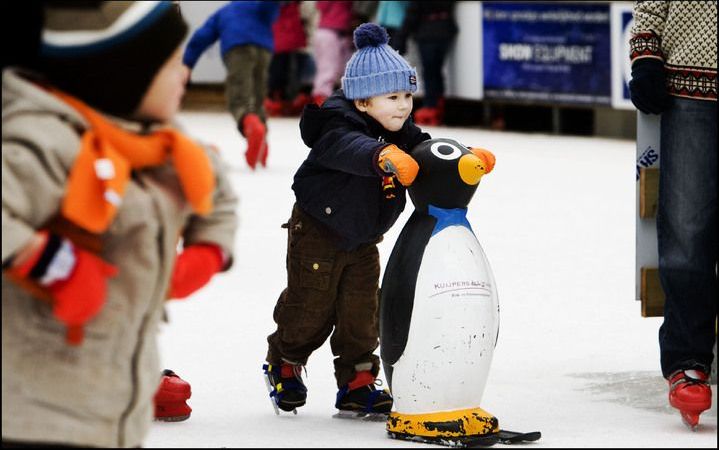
430, 142, 462, 160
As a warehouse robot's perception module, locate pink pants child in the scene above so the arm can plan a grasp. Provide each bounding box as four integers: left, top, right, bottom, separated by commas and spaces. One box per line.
312, 28, 353, 98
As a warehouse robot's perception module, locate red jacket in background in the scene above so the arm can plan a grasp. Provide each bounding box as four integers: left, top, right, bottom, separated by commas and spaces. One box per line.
273, 1, 306, 53
316, 0, 354, 32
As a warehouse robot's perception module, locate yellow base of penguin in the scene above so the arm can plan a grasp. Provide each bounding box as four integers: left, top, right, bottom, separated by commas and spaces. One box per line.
387, 407, 499, 446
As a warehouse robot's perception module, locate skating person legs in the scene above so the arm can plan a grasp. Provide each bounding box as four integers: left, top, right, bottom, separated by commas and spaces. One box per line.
414, 38, 452, 125
311, 28, 351, 105
265, 204, 392, 414
265, 205, 339, 411
252, 47, 272, 167
224, 45, 268, 169
266, 53, 291, 117
658, 97, 717, 427
328, 244, 392, 414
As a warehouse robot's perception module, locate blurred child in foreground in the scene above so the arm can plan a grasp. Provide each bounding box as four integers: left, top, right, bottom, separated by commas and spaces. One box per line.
2, 2, 238, 446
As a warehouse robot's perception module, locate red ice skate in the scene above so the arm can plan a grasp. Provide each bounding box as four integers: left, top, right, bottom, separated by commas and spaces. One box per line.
289, 92, 312, 115
311, 94, 328, 107
263, 96, 286, 117
154, 369, 192, 422
241, 113, 268, 170
668, 369, 712, 430
413, 106, 441, 126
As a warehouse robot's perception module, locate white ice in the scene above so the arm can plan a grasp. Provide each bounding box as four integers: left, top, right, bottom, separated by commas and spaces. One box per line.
145, 112, 717, 448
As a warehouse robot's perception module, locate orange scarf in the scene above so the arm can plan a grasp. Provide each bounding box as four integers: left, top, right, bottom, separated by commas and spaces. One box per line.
50, 89, 215, 233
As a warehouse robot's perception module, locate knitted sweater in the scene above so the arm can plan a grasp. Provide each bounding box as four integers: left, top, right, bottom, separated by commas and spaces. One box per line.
630, 1, 717, 101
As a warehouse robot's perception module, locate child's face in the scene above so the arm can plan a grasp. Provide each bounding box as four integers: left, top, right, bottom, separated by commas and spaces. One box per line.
354, 91, 413, 132
135, 46, 188, 123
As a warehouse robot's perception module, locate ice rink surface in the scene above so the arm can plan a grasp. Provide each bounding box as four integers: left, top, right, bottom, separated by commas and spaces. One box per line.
145, 112, 717, 448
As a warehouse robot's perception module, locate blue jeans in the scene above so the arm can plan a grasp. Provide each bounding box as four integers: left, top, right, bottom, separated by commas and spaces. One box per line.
658, 97, 718, 378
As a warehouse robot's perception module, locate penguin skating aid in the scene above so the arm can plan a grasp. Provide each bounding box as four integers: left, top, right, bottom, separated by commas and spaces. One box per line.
379, 138, 540, 447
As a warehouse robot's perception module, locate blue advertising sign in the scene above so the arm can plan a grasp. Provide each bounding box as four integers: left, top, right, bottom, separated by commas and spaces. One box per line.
482, 2, 611, 105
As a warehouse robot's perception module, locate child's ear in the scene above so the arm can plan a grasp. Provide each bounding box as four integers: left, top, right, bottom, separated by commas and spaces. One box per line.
354, 99, 369, 112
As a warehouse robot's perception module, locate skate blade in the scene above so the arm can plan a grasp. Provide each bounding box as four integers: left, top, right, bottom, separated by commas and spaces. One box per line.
680, 411, 700, 431
262, 372, 280, 415
154, 414, 191, 422
262, 371, 301, 416
333, 410, 388, 422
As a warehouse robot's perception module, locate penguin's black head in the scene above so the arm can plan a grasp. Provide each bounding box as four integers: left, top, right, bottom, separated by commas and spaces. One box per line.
408, 138, 487, 212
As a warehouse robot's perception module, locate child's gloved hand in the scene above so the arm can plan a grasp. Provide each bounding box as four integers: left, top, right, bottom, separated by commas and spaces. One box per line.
468, 147, 496, 174
168, 243, 225, 300
377, 144, 420, 187
11, 230, 118, 345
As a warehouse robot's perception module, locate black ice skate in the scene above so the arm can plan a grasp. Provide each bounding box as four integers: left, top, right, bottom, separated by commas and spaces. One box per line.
333, 370, 392, 421
262, 362, 307, 415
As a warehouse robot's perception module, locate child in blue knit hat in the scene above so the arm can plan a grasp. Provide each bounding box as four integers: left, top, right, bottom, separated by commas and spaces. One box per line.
263, 22, 431, 416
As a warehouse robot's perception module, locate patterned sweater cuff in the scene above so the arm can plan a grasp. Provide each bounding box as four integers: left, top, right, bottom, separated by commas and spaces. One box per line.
630, 32, 665, 62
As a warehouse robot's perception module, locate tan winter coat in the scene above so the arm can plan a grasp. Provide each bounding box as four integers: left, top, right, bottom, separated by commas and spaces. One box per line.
1, 69, 238, 447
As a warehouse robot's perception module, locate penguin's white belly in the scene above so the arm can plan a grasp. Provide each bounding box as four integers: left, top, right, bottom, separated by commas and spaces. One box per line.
391, 225, 499, 414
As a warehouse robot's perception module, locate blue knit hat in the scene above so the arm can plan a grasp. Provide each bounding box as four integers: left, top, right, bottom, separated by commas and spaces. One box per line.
341, 23, 417, 100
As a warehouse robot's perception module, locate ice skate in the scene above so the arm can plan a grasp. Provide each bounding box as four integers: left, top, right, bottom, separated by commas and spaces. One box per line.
311, 94, 327, 107
333, 370, 392, 421
413, 106, 441, 125
289, 92, 312, 115
263, 362, 307, 414
154, 369, 192, 422
263, 96, 286, 117
668, 369, 712, 430
241, 113, 267, 170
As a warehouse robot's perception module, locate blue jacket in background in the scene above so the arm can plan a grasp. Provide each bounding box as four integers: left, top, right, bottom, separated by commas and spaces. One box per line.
376, 1, 409, 29
294, 90, 431, 251
183, 1, 280, 69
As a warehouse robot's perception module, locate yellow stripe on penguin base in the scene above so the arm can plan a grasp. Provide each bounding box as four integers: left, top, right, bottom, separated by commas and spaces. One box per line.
387, 407, 499, 439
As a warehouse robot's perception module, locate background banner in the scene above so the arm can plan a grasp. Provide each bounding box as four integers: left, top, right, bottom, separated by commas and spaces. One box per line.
482, 2, 611, 105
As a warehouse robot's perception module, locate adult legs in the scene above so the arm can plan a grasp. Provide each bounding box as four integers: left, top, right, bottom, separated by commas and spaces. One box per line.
658, 97, 718, 378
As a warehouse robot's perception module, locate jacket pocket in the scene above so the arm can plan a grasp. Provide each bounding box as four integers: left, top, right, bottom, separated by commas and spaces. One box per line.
298, 258, 334, 291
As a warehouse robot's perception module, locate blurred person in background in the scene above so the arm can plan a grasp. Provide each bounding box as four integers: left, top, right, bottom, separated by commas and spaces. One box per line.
352, 1, 378, 26
2, 1, 238, 447
183, 1, 280, 170
374, 0, 408, 52
628, 0, 717, 429
265, 1, 313, 117
297, 1, 319, 105
310, 1, 356, 106
396, 1, 457, 126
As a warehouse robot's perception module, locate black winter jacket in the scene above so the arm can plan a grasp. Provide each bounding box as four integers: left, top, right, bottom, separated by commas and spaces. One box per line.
400, 1, 457, 42
293, 90, 431, 250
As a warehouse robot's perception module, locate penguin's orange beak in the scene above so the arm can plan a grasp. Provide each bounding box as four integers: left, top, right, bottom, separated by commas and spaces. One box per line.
458, 153, 486, 185
469, 147, 495, 174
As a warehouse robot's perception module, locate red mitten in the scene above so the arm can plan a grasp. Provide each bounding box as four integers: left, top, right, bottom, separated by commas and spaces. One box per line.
169, 244, 224, 299
12, 231, 118, 345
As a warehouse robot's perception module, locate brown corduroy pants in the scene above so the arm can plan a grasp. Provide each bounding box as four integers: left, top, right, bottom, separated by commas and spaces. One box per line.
266, 204, 381, 388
